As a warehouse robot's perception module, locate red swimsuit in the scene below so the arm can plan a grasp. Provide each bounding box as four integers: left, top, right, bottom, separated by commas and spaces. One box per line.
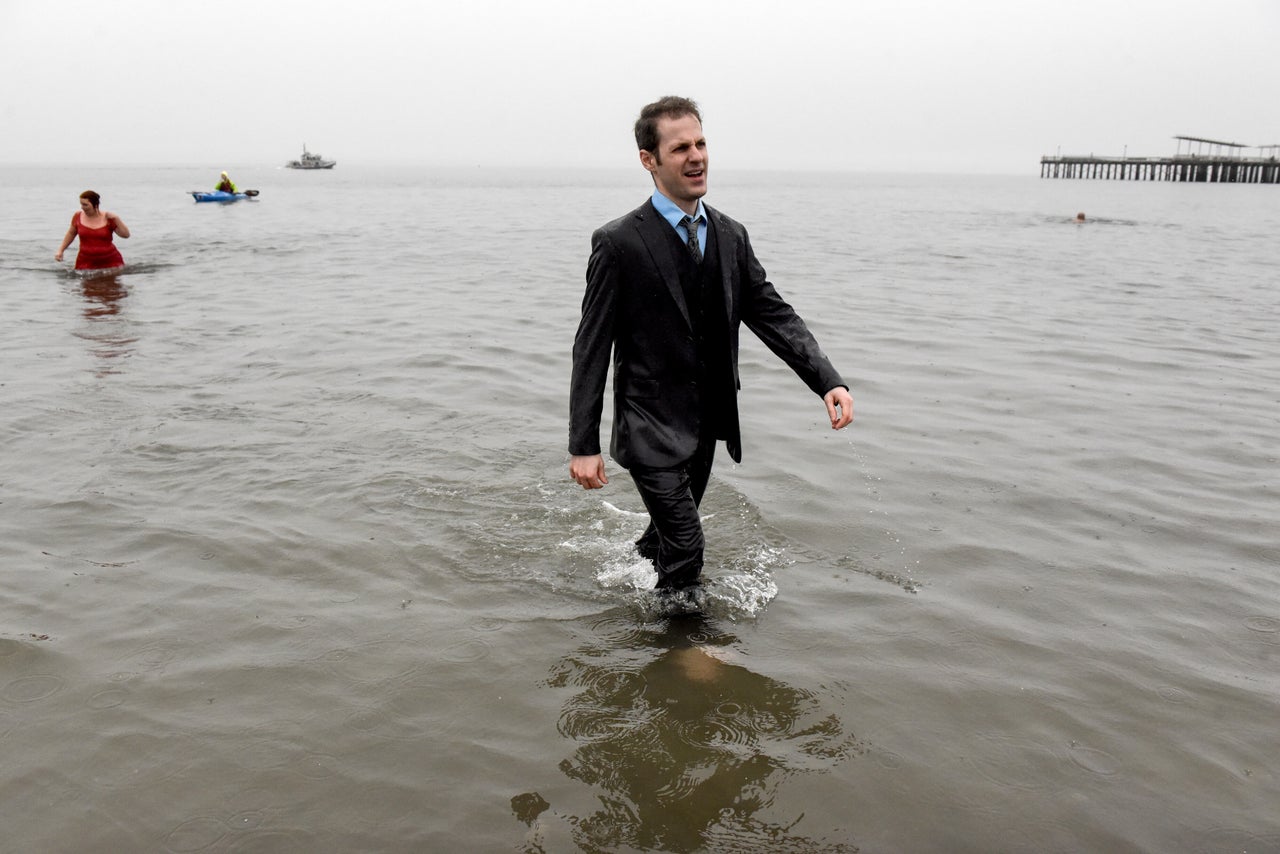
75, 213, 125, 270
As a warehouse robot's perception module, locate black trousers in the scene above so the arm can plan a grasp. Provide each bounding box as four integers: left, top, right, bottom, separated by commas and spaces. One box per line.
630, 432, 718, 590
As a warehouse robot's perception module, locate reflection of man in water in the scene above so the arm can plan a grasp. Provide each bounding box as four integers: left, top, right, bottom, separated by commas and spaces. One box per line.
515, 614, 862, 852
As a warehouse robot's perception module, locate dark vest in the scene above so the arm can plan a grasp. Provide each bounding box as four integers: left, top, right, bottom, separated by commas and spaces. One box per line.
668, 218, 733, 438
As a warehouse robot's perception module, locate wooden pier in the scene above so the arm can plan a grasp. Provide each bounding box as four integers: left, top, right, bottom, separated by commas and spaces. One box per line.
1041, 135, 1280, 183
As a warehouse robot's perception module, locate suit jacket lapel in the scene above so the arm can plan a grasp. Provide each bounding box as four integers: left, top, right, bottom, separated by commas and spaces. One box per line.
634, 203, 693, 331
708, 205, 736, 321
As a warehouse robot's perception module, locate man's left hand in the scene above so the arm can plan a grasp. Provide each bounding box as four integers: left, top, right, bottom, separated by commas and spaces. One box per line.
824, 387, 853, 430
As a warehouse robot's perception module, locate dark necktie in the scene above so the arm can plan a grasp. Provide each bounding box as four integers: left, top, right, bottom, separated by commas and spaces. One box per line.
681, 215, 703, 264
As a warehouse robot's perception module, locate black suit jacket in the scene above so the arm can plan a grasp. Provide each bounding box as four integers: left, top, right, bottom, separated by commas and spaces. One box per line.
570, 199, 845, 469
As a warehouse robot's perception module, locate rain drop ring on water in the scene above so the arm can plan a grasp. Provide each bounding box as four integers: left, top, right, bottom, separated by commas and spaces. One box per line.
2, 674, 65, 703
1244, 616, 1280, 633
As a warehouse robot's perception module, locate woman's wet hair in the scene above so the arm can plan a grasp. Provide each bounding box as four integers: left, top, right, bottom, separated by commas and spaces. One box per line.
80, 190, 102, 210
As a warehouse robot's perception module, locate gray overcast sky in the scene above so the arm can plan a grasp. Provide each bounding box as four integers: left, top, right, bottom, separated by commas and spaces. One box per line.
3, 0, 1278, 173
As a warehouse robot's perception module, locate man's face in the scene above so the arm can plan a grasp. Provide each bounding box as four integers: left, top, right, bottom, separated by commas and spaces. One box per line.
640, 113, 708, 213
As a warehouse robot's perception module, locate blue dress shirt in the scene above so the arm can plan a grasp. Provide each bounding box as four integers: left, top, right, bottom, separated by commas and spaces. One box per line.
651, 190, 710, 257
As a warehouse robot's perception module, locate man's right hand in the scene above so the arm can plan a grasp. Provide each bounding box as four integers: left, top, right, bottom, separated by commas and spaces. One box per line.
570, 454, 609, 490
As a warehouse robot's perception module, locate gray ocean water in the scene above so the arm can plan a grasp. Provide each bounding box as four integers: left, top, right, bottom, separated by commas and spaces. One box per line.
1, 163, 1277, 852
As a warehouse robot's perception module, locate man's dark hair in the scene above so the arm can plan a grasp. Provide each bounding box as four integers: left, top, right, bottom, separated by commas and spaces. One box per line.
634, 96, 702, 154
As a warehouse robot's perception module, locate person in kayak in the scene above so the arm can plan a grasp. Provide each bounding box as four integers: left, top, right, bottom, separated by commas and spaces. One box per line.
55, 190, 130, 270
214, 171, 238, 193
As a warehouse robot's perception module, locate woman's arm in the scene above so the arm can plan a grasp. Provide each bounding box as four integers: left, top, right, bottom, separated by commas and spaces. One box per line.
54, 215, 78, 261
106, 212, 130, 239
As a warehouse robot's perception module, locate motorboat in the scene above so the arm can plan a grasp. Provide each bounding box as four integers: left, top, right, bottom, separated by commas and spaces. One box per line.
286, 144, 336, 169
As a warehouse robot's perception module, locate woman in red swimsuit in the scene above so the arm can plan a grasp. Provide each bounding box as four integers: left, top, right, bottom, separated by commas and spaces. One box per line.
55, 190, 131, 270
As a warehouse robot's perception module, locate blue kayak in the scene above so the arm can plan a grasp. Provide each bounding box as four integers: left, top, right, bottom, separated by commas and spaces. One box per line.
191, 190, 256, 203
